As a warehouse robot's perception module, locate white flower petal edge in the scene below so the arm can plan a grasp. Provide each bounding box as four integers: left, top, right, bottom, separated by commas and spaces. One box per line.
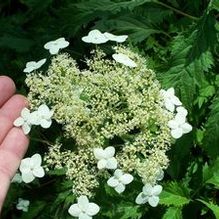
11, 173, 23, 183
160, 87, 182, 112
107, 169, 133, 193
19, 153, 45, 183
104, 32, 128, 43
13, 107, 32, 135
93, 146, 117, 170
68, 195, 100, 218
16, 198, 30, 212
23, 58, 46, 73
136, 184, 162, 207
44, 37, 69, 55
82, 29, 108, 44
112, 53, 137, 68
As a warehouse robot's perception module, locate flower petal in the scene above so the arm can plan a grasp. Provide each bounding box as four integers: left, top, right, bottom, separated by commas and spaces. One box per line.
164, 100, 175, 112
93, 148, 105, 160
142, 184, 153, 196
112, 53, 137, 68
97, 159, 107, 169
13, 117, 24, 127
115, 183, 125, 193
106, 157, 117, 169
107, 177, 119, 187
79, 213, 92, 219
68, 204, 82, 217
119, 173, 134, 185
49, 46, 60, 55
22, 123, 31, 135
171, 128, 183, 139
40, 119, 52, 128
33, 166, 45, 178
19, 158, 31, 173
167, 120, 179, 129
148, 196, 159, 207
135, 192, 148, 205
78, 196, 89, 212
86, 203, 100, 216
114, 169, 123, 178
21, 108, 30, 119
181, 123, 192, 134
104, 146, 115, 158
21, 172, 35, 183
31, 154, 42, 167
152, 185, 162, 196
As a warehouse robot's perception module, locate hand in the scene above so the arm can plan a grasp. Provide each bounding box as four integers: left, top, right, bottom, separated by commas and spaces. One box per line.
0, 76, 29, 212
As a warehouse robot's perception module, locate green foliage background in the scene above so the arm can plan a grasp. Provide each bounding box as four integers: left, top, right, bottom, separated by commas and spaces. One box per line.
0, 0, 219, 218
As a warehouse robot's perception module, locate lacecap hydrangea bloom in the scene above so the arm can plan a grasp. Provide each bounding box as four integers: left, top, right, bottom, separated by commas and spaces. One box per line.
22, 29, 192, 216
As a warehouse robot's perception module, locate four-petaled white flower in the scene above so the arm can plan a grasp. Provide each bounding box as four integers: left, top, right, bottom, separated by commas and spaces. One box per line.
168, 113, 192, 139
68, 195, 100, 219
44, 37, 69, 55
112, 53, 137, 68
104, 32, 128, 43
14, 108, 32, 135
82, 29, 108, 44
136, 184, 162, 207
11, 173, 23, 183
16, 198, 30, 212
93, 146, 118, 170
30, 104, 53, 128
176, 106, 188, 117
19, 154, 45, 183
107, 169, 134, 194
160, 88, 182, 112
23, 58, 46, 73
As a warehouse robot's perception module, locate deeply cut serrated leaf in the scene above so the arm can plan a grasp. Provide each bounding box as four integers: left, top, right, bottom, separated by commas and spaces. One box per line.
198, 199, 219, 219
160, 182, 190, 207
160, 191, 190, 207
203, 157, 219, 187
162, 207, 183, 219
203, 93, 219, 158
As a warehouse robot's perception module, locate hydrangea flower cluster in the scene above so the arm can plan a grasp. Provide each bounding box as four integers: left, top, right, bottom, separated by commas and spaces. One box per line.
13, 29, 193, 216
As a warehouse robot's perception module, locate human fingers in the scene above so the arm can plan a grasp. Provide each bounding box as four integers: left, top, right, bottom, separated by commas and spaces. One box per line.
0, 94, 28, 145
0, 76, 16, 107
0, 127, 29, 212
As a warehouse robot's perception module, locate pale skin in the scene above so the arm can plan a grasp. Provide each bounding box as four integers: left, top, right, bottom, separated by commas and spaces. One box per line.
0, 76, 29, 213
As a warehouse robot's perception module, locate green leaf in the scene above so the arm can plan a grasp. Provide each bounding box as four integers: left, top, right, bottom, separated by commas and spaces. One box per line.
198, 199, 219, 219
203, 92, 219, 158
187, 10, 218, 62
95, 14, 162, 44
203, 157, 219, 187
0, 35, 34, 52
160, 182, 190, 207
118, 204, 142, 219
162, 207, 183, 219
160, 33, 213, 110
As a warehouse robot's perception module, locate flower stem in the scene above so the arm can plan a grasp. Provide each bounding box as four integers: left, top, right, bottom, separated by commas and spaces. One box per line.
156, 1, 199, 21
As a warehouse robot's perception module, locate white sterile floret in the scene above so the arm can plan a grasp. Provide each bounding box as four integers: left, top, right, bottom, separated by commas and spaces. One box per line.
16, 198, 30, 212
176, 106, 188, 117
104, 32, 128, 43
23, 58, 46, 73
112, 53, 137, 68
155, 169, 164, 181
11, 173, 22, 183
30, 104, 53, 128
107, 169, 134, 194
44, 37, 69, 55
13, 108, 32, 135
68, 195, 100, 219
136, 184, 162, 207
82, 29, 108, 44
160, 88, 182, 112
168, 113, 192, 139
19, 153, 45, 183
93, 146, 117, 170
